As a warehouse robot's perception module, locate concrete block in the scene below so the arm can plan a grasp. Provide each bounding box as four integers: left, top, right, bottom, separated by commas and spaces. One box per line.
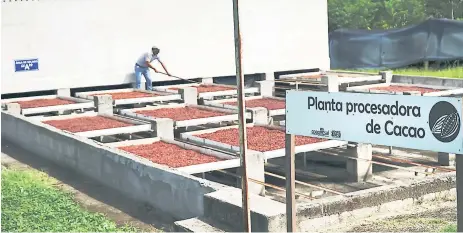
6, 103, 21, 115
321, 75, 339, 92
310, 190, 324, 198
264, 71, 275, 81
202, 77, 214, 84
93, 95, 113, 115
256, 80, 274, 96
180, 87, 198, 105
236, 151, 265, 196
380, 71, 393, 83
57, 88, 71, 97
392, 75, 463, 88
151, 118, 174, 140
438, 152, 455, 166
249, 107, 268, 125
346, 143, 372, 182
174, 217, 227, 232
296, 173, 456, 231
203, 187, 286, 232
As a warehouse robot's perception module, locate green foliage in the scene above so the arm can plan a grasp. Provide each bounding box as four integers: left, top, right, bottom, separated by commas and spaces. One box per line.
328, 0, 463, 31
340, 67, 463, 78
425, 0, 463, 19
1, 168, 137, 232
441, 224, 457, 232
328, 0, 379, 30
390, 67, 463, 78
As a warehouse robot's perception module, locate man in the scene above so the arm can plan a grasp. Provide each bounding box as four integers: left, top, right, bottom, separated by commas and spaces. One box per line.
134, 46, 170, 90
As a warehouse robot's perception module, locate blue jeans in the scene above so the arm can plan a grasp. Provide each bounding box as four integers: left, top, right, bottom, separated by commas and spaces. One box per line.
134, 65, 153, 90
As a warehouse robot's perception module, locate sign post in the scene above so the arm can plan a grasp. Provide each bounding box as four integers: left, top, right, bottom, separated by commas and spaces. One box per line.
458, 156, 463, 232
285, 133, 296, 232
285, 90, 463, 231
232, 0, 251, 231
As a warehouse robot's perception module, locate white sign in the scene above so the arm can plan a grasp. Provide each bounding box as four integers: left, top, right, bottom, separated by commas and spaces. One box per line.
285, 90, 463, 154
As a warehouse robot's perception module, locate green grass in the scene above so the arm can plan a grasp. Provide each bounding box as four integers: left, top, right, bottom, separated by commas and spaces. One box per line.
441, 224, 457, 232
1, 168, 137, 232
340, 67, 463, 78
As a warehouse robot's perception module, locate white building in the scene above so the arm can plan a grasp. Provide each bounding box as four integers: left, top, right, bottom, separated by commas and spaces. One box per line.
1, 0, 330, 94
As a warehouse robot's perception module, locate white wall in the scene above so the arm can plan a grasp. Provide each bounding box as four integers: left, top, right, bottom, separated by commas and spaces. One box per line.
1, 0, 329, 94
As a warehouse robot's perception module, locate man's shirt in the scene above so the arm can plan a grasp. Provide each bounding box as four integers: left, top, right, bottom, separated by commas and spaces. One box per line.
136, 52, 159, 67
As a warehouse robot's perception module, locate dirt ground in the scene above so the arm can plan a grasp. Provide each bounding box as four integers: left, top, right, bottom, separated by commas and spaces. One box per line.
326, 200, 456, 232
1, 140, 176, 232
348, 205, 456, 232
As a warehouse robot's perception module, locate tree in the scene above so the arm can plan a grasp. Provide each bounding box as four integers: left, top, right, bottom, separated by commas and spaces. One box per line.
328, 0, 380, 31
328, 0, 459, 31
425, 0, 463, 19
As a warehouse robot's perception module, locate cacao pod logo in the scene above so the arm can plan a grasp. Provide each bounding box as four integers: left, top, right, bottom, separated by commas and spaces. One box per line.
428, 101, 461, 143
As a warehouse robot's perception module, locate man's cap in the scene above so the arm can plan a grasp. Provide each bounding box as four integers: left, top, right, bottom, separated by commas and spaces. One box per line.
152, 46, 159, 51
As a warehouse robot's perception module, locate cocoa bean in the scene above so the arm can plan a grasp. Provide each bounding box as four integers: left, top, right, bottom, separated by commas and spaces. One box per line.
118, 141, 222, 168
43, 116, 132, 132
136, 106, 225, 121
90, 91, 158, 100
14, 98, 75, 109
224, 98, 285, 110
198, 126, 326, 152
370, 85, 438, 94
169, 85, 235, 93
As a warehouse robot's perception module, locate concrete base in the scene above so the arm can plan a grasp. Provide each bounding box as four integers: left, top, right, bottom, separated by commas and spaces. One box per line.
202, 77, 214, 84
1, 112, 225, 219
203, 187, 286, 232
439, 152, 456, 166
321, 75, 339, 92
380, 71, 393, 83
5, 103, 21, 115
57, 88, 71, 97
236, 152, 266, 196
299, 178, 455, 231
175, 217, 228, 232
151, 118, 174, 140
264, 71, 275, 81
256, 80, 274, 97
180, 87, 198, 105
392, 74, 463, 88
93, 95, 113, 115
178, 172, 456, 232
249, 107, 269, 125
346, 143, 372, 182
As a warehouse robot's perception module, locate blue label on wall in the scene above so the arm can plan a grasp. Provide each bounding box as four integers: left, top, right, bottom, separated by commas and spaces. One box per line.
14, 59, 39, 72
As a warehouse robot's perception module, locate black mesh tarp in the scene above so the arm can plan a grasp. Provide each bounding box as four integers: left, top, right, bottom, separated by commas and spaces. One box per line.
329, 18, 463, 69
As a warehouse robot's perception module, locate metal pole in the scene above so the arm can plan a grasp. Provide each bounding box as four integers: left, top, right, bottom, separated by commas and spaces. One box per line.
457, 155, 463, 232
232, 0, 251, 232
285, 133, 296, 232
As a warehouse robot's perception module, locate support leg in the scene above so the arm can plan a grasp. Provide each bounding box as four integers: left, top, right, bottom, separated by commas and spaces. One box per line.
346, 143, 373, 182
